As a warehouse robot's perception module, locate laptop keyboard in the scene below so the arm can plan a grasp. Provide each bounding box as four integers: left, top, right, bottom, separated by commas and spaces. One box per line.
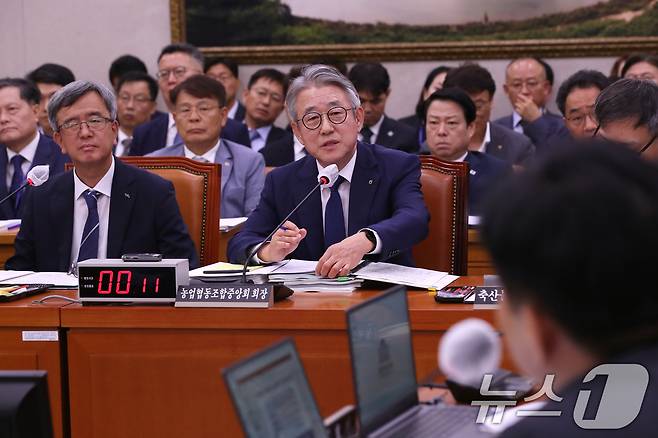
383, 405, 477, 438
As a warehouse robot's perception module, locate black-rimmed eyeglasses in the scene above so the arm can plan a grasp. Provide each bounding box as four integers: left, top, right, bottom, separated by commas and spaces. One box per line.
297, 106, 355, 130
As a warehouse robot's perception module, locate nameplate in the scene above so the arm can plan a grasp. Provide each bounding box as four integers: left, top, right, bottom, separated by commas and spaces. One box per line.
473, 287, 505, 307
22, 331, 59, 342
175, 284, 273, 308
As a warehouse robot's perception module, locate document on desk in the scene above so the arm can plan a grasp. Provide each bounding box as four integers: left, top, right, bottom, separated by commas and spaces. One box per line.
189, 261, 286, 278
0, 272, 79, 288
269, 259, 317, 275
0, 219, 21, 230
0, 270, 34, 282
354, 262, 458, 290
219, 217, 247, 231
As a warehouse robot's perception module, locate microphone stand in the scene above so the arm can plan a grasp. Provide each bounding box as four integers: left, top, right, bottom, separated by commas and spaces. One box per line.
0, 181, 29, 206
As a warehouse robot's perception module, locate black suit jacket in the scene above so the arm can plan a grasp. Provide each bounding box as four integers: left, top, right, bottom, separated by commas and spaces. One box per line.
465, 151, 512, 216
0, 134, 70, 219
494, 111, 569, 154
232, 102, 246, 122
500, 343, 658, 438
259, 132, 295, 166
129, 112, 251, 156
6, 159, 198, 271
369, 116, 419, 153
487, 122, 536, 166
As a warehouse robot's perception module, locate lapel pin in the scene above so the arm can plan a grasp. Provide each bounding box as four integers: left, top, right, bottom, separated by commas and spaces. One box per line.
387, 130, 394, 137
368, 179, 373, 185
470, 170, 477, 176
497, 144, 503, 150
124, 193, 131, 199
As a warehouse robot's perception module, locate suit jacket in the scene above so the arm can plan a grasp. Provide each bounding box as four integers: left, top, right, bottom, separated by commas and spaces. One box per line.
494, 111, 569, 153
487, 122, 536, 166
259, 131, 296, 167
465, 151, 512, 216
148, 139, 265, 218
370, 116, 419, 153
0, 134, 70, 219
228, 142, 429, 265
5, 159, 198, 271
499, 343, 658, 438
129, 112, 251, 156
232, 102, 246, 122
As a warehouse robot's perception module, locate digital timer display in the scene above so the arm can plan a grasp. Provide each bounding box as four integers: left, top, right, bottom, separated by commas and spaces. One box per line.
78, 266, 178, 302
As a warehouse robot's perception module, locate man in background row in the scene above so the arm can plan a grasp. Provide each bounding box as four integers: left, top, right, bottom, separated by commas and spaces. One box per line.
242, 68, 288, 152
129, 43, 250, 156
108, 54, 148, 91
205, 58, 245, 122
114, 72, 158, 156
0, 78, 69, 219
26, 63, 76, 137
442, 63, 535, 167
496, 57, 568, 152
348, 62, 419, 153
148, 75, 265, 218
594, 78, 658, 162
556, 70, 610, 140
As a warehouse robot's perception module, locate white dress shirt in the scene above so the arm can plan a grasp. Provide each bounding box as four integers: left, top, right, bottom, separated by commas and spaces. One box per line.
477, 122, 492, 153
6, 131, 39, 189
166, 113, 179, 147
183, 141, 220, 163
357, 114, 384, 143
227, 101, 239, 119
293, 136, 306, 161
70, 157, 115, 265
248, 125, 272, 152
115, 128, 131, 156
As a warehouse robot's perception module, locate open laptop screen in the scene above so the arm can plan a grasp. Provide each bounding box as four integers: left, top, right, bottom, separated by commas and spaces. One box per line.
346, 286, 419, 434
222, 338, 327, 438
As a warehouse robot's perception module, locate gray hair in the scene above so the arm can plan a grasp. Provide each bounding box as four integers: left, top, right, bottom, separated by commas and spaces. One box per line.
594, 78, 658, 136
47, 80, 117, 132
285, 64, 361, 122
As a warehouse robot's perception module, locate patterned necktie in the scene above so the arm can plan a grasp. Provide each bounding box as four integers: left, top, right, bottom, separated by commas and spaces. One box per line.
78, 190, 100, 262
9, 155, 25, 214
360, 126, 374, 144
324, 176, 346, 249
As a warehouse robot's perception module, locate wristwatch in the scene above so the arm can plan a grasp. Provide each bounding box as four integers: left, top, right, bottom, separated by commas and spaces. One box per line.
361, 229, 377, 251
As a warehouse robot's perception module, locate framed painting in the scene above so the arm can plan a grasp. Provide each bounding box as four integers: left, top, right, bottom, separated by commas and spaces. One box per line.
170, 0, 658, 63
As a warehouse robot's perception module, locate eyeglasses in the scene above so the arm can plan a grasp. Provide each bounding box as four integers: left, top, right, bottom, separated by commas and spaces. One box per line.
58, 116, 113, 133
175, 103, 221, 118
625, 73, 656, 82
118, 94, 153, 104
251, 87, 283, 104
298, 106, 355, 130
507, 79, 544, 91
156, 67, 188, 80
565, 109, 596, 126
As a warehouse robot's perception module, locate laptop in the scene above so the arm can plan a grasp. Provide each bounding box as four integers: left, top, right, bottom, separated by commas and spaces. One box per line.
222, 338, 328, 438
346, 286, 490, 437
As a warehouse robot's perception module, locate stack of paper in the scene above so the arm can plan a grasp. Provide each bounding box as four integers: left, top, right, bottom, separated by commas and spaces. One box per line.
354, 262, 458, 290
219, 217, 247, 232
268, 273, 363, 293
0, 219, 21, 231
188, 261, 283, 283
0, 271, 78, 288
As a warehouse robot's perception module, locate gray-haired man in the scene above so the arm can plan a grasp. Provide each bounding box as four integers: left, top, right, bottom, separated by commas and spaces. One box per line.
6, 80, 198, 271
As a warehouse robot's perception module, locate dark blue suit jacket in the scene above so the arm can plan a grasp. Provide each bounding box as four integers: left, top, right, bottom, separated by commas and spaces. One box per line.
259, 131, 296, 166
494, 111, 569, 154
0, 134, 70, 219
465, 151, 512, 216
128, 112, 251, 156
228, 142, 429, 265
487, 122, 535, 166
6, 159, 198, 271
372, 116, 419, 153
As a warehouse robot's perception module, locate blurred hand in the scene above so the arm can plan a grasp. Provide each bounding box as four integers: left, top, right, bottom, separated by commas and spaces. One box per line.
316, 232, 374, 278
514, 94, 542, 123
257, 220, 307, 262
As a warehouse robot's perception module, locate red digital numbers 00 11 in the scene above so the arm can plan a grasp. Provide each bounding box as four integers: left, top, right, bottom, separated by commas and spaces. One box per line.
97, 270, 160, 295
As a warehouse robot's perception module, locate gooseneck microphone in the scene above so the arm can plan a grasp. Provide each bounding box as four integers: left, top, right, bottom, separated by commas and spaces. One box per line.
0, 165, 50, 207
241, 164, 339, 283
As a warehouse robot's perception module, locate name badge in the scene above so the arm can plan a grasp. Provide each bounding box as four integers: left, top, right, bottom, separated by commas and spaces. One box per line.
473, 287, 505, 307
175, 284, 273, 308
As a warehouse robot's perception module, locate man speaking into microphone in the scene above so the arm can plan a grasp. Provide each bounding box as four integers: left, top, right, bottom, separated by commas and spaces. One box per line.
228, 65, 429, 278
5, 80, 197, 272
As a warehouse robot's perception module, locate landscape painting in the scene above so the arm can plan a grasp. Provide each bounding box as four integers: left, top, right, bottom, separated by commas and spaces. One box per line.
171, 0, 658, 62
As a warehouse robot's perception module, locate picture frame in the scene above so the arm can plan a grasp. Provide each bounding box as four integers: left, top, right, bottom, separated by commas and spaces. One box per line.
170, 0, 658, 64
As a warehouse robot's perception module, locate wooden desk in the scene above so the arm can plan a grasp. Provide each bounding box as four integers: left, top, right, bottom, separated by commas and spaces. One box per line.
0, 230, 17, 267
61, 277, 498, 438
468, 228, 495, 275
0, 290, 77, 438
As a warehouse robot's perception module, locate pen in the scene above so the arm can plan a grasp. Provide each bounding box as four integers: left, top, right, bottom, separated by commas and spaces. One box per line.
7, 223, 20, 230
202, 270, 244, 274
351, 259, 371, 273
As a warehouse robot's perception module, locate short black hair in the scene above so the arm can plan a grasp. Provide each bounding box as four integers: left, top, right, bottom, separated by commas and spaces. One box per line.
116, 71, 158, 101
204, 57, 238, 77
26, 63, 75, 87
621, 53, 658, 78
594, 78, 658, 136
109, 55, 147, 85
443, 63, 496, 98
423, 87, 476, 125
158, 43, 204, 65
481, 140, 658, 355
247, 68, 288, 95
170, 74, 226, 108
348, 62, 390, 96
556, 70, 610, 116
0, 77, 41, 105
414, 65, 452, 119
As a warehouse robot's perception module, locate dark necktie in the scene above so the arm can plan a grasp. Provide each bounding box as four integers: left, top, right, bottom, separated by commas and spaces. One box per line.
78, 189, 101, 262
9, 155, 25, 214
324, 176, 346, 249
360, 126, 374, 144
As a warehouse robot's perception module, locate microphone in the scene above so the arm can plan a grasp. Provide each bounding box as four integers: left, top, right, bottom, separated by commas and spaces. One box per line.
240, 164, 339, 285
0, 165, 50, 207
438, 318, 533, 403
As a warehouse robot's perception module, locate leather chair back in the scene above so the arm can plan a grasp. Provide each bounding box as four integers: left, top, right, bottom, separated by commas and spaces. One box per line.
413, 156, 468, 275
